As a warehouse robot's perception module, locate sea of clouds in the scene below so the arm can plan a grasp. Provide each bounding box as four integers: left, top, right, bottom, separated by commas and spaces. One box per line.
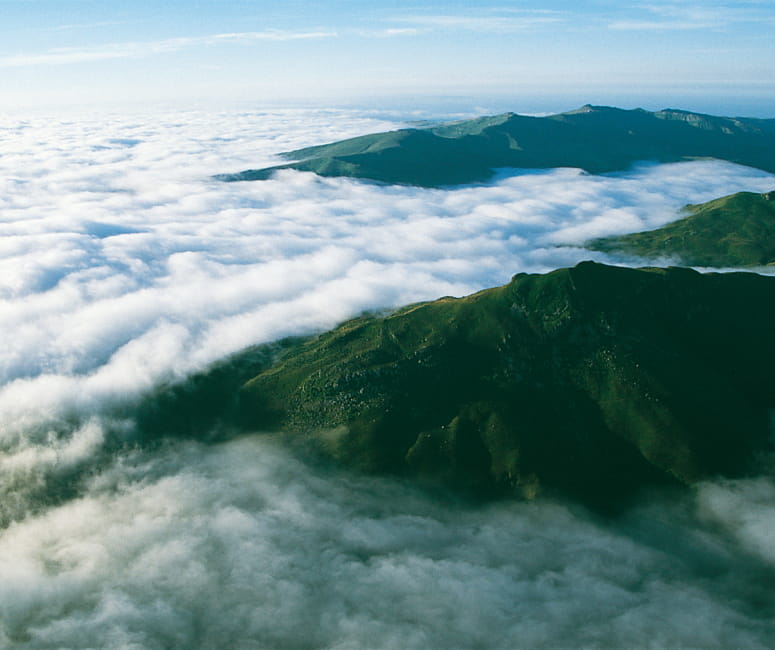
1, 106, 774, 647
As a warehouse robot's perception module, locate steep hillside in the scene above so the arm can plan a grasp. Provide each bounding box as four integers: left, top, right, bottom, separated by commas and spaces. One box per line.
588, 191, 775, 266
228, 262, 775, 507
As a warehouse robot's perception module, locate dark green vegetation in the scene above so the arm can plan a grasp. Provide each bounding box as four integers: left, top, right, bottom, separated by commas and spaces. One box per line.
589, 190, 775, 267
132, 338, 302, 442
216, 106, 775, 187
141, 262, 775, 509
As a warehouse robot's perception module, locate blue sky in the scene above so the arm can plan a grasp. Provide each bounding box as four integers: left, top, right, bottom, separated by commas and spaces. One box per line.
2, 0, 775, 114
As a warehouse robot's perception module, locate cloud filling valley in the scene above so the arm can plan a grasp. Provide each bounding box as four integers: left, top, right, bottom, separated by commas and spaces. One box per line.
1, 106, 774, 647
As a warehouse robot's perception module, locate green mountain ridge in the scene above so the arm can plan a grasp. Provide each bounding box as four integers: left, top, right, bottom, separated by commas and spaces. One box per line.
588, 190, 775, 267
216, 105, 775, 187
137, 262, 775, 510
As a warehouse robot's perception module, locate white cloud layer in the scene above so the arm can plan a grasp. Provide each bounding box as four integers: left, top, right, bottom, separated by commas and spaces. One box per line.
1, 436, 773, 648
0, 106, 774, 647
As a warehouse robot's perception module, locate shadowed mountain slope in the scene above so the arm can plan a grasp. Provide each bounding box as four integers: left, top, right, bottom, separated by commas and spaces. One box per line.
216, 106, 775, 186
588, 190, 775, 267
214, 262, 775, 508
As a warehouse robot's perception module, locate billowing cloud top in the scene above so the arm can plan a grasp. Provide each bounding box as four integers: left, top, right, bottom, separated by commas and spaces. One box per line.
0, 106, 774, 647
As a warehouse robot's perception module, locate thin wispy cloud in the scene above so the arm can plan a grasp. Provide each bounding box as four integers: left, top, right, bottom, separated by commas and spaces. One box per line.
0, 29, 338, 68
365, 27, 422, 37
391, 13, 565, 33
44, 20, 130, 32
610, 2, 775, 30
609, 19, 717, 30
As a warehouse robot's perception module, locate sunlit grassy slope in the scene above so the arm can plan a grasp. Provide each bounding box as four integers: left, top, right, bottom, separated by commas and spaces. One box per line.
196, 262, 771, 508
217, 106, 775, 186
588, 191, 775, 266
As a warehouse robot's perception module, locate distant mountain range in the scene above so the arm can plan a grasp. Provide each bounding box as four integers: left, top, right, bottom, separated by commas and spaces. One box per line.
136, 262, 775, 510
216, 105, 775, 186
589, 190, 775, 267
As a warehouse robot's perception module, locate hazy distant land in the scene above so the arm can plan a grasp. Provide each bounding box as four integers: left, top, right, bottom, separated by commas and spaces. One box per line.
218, 105, 775, 186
